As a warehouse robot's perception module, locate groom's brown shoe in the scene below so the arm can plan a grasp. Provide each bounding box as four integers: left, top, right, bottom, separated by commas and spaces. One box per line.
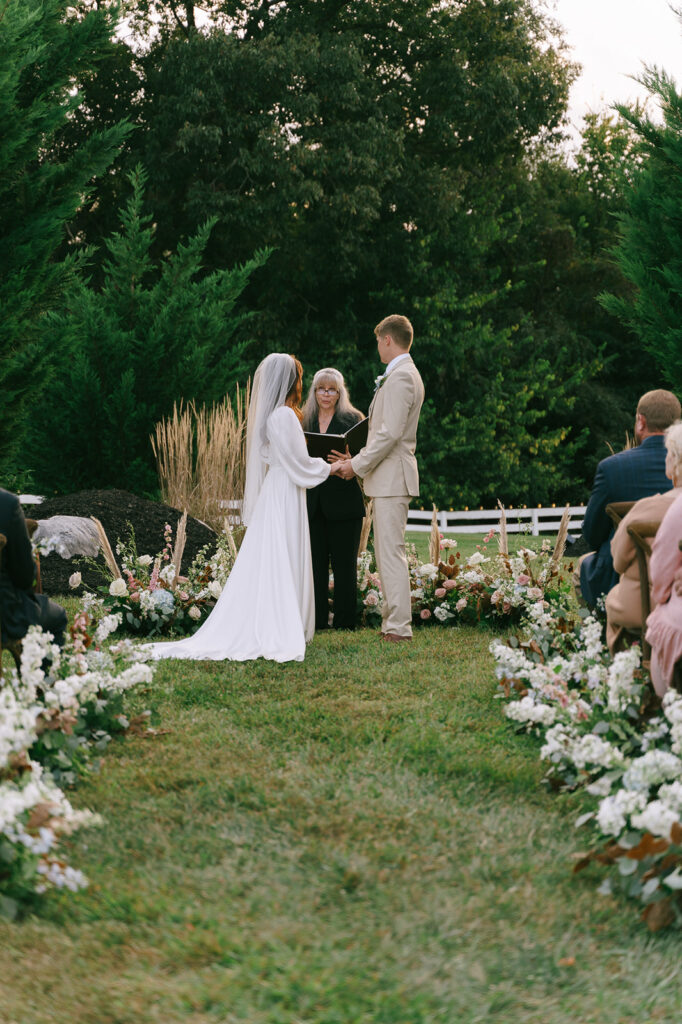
381, 632, 412, 642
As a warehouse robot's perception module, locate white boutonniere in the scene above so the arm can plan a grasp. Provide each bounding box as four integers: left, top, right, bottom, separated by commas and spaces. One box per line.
373, 373, 387, 393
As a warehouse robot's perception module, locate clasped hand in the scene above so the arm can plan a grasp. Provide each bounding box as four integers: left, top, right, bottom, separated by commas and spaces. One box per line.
328, 445, 356, 479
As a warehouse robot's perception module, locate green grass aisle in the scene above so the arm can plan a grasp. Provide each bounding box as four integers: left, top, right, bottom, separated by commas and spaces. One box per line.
2, 626, 681, 1023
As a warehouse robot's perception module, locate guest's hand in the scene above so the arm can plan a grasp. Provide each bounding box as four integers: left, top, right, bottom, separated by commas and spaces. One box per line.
328, 445, 351, 464
674, 566, 682, 597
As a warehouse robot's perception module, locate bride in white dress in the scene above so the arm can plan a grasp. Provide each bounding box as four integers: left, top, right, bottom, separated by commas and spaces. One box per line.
147, 353, 337, 663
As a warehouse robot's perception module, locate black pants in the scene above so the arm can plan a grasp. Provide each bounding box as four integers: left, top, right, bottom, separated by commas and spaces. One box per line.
309, 513, 363, 630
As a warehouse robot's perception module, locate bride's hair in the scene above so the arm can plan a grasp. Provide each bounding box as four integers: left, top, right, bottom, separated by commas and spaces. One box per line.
285, 356, 304, 422
302, 367, 363, 429
243, 352, 301, 525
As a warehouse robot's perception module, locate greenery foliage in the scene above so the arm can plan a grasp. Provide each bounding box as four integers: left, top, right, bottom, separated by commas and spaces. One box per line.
602, 69, 682, 397
0, 0, 127, 476
8, 0, 668, 505
28, 167, 269, 494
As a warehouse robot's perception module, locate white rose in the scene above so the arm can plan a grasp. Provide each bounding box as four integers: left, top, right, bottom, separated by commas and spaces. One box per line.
137, 555, 153, 567
188, 605, 201, 620
208, 579, 223, 599
109, 578, 128, 598
68, 572, 82, 589
467, 551, 487, 566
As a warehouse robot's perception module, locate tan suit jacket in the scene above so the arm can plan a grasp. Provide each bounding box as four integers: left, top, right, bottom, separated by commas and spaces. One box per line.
605, 490, 677, 652
350, 356, 424, 496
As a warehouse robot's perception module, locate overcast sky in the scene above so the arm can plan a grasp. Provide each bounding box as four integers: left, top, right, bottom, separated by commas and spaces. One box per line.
552, 0, 682, 128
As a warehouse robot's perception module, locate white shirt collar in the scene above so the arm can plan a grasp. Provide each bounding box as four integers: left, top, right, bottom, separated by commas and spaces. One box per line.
384, 352, 411, 376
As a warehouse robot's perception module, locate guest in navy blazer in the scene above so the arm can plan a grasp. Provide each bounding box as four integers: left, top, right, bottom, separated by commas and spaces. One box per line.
303, 369, 365, 630
579, 390, 681, 609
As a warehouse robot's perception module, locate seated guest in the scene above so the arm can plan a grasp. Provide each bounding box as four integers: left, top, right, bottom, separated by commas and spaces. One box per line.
578, 389, 681, 610
0, 488, 67, 648
645, 423, 682, 696
302, 369, 365, 630
605, 490, 677, 654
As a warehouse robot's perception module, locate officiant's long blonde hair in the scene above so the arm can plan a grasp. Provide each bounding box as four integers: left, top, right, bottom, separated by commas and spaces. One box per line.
302, 368, 363, 429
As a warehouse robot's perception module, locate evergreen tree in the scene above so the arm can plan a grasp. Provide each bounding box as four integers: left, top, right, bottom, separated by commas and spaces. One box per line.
601, 64, 682, 395
28, 167, 269, 494
0, 0, 128, 478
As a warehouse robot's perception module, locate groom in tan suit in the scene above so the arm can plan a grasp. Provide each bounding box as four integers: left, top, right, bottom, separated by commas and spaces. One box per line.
333, 315, 424, 641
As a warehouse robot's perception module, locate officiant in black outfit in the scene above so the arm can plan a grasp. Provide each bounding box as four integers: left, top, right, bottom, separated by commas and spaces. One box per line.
0, 488, 67, 646
302, 369, 366, 630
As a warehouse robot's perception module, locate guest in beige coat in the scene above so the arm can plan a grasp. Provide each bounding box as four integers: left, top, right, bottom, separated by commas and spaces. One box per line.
605, 489, 678, 653
331, 314, 425, 641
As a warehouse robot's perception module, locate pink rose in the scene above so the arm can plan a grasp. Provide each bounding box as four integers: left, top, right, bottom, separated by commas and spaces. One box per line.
435, 587, 446, 598
443, 579, 457, 591
517, 574, 531, 585
527, 587, 543, 600
129, 592, 140, 603
455, 597, 467, 612
178, 591, 190, 602
420, 608, 431, 620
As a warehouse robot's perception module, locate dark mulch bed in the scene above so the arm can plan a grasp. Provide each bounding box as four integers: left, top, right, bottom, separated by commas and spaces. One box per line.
24, 489, 216, 597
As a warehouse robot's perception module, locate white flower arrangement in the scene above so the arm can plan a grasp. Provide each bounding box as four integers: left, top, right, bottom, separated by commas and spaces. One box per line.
492, 599, 682, 930
0, 621, 156, 915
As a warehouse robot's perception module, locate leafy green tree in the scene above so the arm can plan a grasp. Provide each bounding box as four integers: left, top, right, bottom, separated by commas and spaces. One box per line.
491, 113, 653, 501
117, 0, 583, 506
601, 65, 682, 394
70, 1, 645, 505
28, 167, 269, 494
0, 0, 128, 475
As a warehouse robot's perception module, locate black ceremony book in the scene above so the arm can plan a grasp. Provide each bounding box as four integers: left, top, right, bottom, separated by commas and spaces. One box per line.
304, 417, 369, 460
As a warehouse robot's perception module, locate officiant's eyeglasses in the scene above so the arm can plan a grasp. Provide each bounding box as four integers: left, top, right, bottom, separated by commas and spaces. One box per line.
316, 387, 339, 395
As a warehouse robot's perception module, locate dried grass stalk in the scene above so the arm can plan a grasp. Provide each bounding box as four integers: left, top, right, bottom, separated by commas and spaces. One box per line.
223, 517, 238, 560
151, 382, 250, 533
551, 505, 571, 566
90, 517, 120, 579
429, 504, 441, 565
358, 500, 373, 555
170, 510, 188, 588
497, 500, 508, 556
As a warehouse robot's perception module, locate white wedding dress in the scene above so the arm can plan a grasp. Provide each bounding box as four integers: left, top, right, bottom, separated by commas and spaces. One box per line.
147, 405, 330, 663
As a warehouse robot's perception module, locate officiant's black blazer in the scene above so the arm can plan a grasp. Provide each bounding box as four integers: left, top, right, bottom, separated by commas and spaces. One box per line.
306, 411, 366, 521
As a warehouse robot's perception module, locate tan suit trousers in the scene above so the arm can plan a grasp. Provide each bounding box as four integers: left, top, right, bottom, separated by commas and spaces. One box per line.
373, 495, 412, 637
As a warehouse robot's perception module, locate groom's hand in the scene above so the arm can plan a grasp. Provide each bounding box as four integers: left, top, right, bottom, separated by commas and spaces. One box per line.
333, 457, 356, 480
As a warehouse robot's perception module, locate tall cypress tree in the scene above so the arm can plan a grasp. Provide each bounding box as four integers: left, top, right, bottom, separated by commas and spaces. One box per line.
0, 0, 127, 479
601, 62, 682, 394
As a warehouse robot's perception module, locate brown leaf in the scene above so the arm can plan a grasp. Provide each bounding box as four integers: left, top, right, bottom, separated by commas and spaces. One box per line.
670, 822, 682, 846
626, 833, 670, 860
27, 802, 57, 830
642, 899, 675, 932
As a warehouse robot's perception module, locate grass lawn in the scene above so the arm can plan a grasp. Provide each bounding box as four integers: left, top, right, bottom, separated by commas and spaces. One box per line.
2, 569, 681, 1023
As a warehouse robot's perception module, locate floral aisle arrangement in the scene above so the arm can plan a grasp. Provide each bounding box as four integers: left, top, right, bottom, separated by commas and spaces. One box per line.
0, 617, 156, 918
77, 520, 237, 639
354, 532, 573, 629
492, 603, 682, 930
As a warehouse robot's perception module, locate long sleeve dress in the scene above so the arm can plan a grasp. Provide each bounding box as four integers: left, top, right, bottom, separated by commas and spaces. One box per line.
147, 406, 330, 663
645, 490, 682, 696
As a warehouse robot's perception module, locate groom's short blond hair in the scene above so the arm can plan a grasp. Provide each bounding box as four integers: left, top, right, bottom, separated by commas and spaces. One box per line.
375, 314, 413, 350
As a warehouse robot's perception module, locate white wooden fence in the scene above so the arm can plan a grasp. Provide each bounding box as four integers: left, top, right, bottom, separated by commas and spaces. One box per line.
406, 505, 586, 537
22, 495, 586, 538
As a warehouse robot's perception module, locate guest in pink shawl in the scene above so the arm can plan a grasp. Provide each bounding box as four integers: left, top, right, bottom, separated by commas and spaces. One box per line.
645, 422, 682, 696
